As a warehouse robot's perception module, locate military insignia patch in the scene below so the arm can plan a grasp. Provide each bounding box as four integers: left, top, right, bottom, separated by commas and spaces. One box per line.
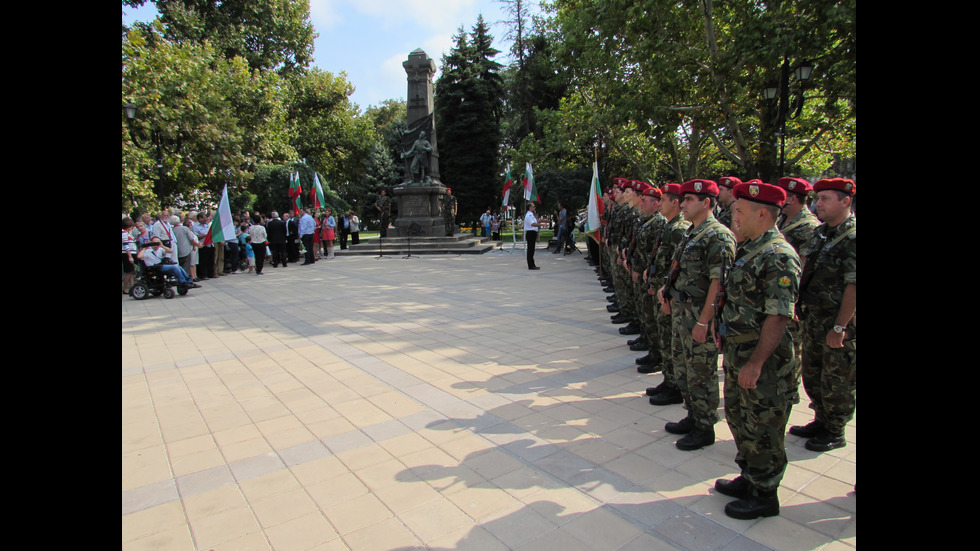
778, 276, 791, 287
749, 185, 759, 197
694, 181, 703, 192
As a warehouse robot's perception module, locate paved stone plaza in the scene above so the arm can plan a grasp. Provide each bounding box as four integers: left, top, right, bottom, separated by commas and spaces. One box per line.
122, 243, 855, 550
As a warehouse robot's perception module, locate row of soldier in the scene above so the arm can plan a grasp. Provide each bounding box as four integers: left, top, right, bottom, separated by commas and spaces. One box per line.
595, 175, 856, 521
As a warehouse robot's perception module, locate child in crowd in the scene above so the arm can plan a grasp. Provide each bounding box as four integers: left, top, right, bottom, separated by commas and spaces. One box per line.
245, 236, 255, 273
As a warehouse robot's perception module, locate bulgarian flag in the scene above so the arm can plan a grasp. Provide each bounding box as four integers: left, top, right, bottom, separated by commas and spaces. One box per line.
586, 159, 604, 242
501, 164, 513, 206
202, 184, 236, 246
523, 162, 539, 202
288, 171, 303, 215
310, 172, 326, 209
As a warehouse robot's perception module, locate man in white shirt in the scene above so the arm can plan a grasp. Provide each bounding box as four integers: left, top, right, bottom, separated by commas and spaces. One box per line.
298, 209, 317, 265
138, 238, 200, 287
151, 211, 179, 263
524, 202, 545, 270
192, 212, 215, 279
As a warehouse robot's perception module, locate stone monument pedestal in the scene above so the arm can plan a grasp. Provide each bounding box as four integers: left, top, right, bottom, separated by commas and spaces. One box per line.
392, 183, 449, 237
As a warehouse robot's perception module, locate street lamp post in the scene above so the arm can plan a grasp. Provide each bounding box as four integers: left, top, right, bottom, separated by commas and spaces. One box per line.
763, 58, 813, 177
124, 102, 184, 204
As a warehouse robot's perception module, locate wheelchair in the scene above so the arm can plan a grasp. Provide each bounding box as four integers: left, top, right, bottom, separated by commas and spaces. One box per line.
130, 242, 192, 300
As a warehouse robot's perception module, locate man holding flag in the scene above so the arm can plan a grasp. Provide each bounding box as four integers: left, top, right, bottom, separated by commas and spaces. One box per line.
202, 184, 238, 277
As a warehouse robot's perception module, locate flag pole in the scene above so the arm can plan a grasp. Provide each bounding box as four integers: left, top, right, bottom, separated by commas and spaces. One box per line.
595, 148, 602, 280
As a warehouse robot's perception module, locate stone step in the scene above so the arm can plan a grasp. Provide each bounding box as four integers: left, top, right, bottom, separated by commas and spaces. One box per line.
335, 234, 502, 255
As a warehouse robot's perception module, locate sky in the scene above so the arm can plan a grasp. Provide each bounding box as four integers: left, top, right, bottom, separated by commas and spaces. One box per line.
122, 0, 545, 112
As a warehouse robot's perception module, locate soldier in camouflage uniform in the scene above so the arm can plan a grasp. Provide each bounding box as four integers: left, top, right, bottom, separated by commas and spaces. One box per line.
627, 183, 665, 366
657, 179, 736, 451
775, 177, 821, 400
714, 181, 801, 520
375, 189, 391, 237
776, 178, 820, 251
616, 180, 650, 338
646, 184, 691, 404
714, 176, 740, 231
609, 180, 641, 333
602, 181, 628, 308
441, 187, 457, 236
789, 178, 856, 453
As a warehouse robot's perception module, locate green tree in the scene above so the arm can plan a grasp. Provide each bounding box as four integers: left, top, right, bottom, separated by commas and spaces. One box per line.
122, 23, 255, 211
124, 0, 316, 75
547, 0, 856, 182
435, 16, 505, 223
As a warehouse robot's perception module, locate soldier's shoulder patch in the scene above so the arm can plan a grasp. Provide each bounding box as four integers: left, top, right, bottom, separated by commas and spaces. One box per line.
778, 276, 792, 287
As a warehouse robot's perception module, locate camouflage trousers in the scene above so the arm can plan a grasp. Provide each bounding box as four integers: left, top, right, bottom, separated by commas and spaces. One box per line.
635, 278, 661, 363
613, 262, 637, 319
671, 301, 721, 429
723, 335, 799, 493
444, 215, 454, 236
655, 300, 674, 384
801, 310, 856, 435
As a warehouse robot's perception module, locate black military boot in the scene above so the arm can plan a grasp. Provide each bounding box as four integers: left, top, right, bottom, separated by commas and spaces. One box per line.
715, 476, 751, 499
610, 313, 630, 324
804, 430, 846, 452
618, 322, 641, 335
675, 426, 714, 450
724, 489, 780, 520
607, 303, 621, 313
649, 385, 683, 405
645, 381, 669, 396
635, 351, 658, 365
788, 419, 824, 438
664, 415, 695, 434
636, 362, 662, 374
628, 337, 649, 351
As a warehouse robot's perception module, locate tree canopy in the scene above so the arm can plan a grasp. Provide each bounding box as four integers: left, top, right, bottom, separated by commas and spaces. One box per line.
121, 0, 374, 215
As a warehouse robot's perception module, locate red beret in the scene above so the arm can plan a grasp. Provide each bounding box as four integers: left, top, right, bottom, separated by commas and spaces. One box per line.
718, 176, 742, 189
613, 178, 630, 190
633, 180, 651, 193
641, 185, 662, 198
776, 177, 812, 196
813, 178, 855, 196
733, 181, 786, 207
662, 183, 683, 196
680, 179, 719, 197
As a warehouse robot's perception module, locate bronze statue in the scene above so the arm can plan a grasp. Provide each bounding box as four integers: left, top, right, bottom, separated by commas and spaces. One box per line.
402, 131, 433, 184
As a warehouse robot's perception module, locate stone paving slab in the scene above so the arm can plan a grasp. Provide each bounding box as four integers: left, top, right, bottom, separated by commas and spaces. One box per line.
122, 245, 855, 550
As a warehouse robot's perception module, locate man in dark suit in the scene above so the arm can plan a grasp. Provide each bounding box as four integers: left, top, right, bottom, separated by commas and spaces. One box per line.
338, 212, 351, 250
285, 212, 300, 264
267, 211, 288, 267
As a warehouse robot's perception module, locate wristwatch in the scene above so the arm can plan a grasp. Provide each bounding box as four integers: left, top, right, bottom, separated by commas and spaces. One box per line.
832, 324, 846, 334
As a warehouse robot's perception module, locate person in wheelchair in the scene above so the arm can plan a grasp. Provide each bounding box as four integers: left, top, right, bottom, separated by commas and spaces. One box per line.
137, 238, 201, 289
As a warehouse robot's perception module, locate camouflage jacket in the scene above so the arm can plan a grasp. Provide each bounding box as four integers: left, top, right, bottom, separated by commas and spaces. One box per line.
798, 214, 856, 311
376, 195, 391, 215
778, 207, 820, 252
721, 227, 801, 340
715, 202, 733, 230
669, 214, 736, 306
441, 194, 456, 217
630, 213, 666, 282
648, 213, 691, 288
